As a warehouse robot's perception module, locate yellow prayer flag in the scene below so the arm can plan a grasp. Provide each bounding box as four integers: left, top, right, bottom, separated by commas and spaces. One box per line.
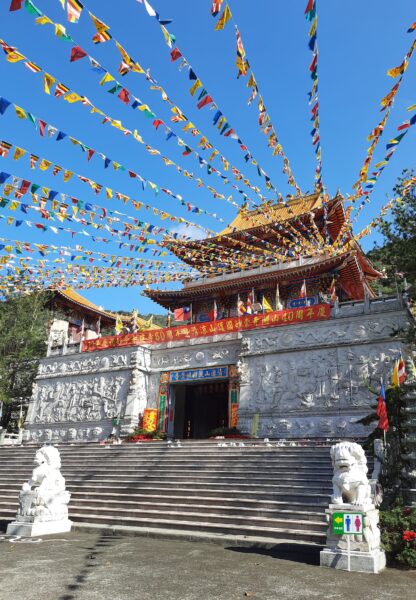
106, 188, 113, 199
63, 170, 74, 182
407, 103, 416, 111
35, 15, 53, 25
13, 147, 25, 160
43, 73, 56, 95
99, 72, 114, 86
262, 296, 273, 312
392, 360, 400, 387
14, 105, 27, 119
64, 92, 82, 103
115, 41, 131, 64
160, 25, 173, 48
39, 158, 52, 171
215, 4, 232, 30
6, 50, 25, 63
9, 201, 19, 211
387, 60, 408, 78
189, 79, 202, 96
131, 62, 145, 74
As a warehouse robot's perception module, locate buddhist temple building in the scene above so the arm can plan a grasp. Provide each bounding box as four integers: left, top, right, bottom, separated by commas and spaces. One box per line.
22, 195, 411, 445
145, 194, 381, 320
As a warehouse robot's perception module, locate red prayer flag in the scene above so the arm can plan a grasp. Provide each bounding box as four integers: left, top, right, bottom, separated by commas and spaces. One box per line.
153, 119, 164, 129
38, 119, 47, 137
117, 88, 130, 104
170, 48, 182, 62
70, 46, 88, 63
9, 0, 23, 11
87, 149, 95, 161
304, 0, 314, 14
197, 95, 213, 109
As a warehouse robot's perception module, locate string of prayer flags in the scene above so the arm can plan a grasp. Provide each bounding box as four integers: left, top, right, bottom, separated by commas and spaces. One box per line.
27, 0, 270, 205
218, 17, 302, 196
0, 92, 226, 224
0, 171, 192, 243
0, 136, 216, 237
0, 31, 258, 210
305, 0, 323, 195
133, 0, 280, 197
352, 31, 416, 201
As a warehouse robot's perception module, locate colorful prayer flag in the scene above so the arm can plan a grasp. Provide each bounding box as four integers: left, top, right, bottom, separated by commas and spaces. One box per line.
215, 3, 232, 30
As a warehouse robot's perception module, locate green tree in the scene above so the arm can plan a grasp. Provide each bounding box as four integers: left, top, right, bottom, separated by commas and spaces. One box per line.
0, 291, 49, 429
367, 169, 416, 297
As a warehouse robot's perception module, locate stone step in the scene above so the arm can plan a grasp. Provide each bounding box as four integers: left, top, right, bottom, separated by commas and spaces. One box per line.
0, 482, 330, 504
0, 472, 333, 488
68, 512, 326, 544
65, 503, 326, 532
0, 496, 326, 523
0, 476, 332, 492
0, 491, 326, 516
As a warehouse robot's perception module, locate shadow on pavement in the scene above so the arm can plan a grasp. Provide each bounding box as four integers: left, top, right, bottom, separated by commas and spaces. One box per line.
225, 543, 323, 566
58, 531, 124, 600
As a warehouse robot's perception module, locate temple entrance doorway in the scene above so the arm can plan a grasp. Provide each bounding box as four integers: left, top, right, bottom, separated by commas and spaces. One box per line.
171, 381, 228, 439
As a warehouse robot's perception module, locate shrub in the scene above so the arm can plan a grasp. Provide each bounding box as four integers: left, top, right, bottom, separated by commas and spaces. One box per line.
380, 501, 416, 568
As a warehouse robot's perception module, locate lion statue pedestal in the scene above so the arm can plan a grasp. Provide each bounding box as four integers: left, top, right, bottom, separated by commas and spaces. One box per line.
319, 442, 386, 573
7, 446, 72, 537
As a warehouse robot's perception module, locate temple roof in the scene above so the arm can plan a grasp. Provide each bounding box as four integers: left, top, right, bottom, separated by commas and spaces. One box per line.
165, 193, 346, 273
53, 288, 160, 329
218, 192, 329, 235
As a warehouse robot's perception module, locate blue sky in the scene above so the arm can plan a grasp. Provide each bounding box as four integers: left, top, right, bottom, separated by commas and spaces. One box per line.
0, 0, 415, 313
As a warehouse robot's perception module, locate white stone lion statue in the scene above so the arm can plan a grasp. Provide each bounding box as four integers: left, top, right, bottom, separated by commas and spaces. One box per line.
330, 441, 372, 506
17, 446, 70, 522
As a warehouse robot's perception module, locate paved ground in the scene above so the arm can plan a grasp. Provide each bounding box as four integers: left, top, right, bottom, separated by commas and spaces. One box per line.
0, 530, 414, 600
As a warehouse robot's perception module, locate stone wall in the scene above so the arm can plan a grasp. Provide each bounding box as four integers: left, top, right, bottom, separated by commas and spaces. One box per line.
23, 297, 412, 442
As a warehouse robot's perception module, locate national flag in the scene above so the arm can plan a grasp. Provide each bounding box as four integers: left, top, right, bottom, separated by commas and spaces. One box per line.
174, 306, 191, 321
262, 295, 273, 312
376, 380, 389, 432
237, 294, 246, 316
300, 280, 307, 298
208, 299, 218, 322
398, 354, 407, 384
391, 359, 400, 388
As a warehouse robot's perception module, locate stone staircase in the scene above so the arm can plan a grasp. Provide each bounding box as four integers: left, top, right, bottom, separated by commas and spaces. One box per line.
0, 441, 335, 546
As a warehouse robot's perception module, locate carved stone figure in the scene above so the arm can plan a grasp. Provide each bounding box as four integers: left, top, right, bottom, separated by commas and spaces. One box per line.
7, 446, 72, 536
330, 442, 372, 506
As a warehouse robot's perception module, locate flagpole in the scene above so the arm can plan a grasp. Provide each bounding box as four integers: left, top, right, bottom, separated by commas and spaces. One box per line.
190, 302, 193, 324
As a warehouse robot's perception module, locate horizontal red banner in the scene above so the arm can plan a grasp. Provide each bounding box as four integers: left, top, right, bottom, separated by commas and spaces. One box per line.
82, 303, 331, 353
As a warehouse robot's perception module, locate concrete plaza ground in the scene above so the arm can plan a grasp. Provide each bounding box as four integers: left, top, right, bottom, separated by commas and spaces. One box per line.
0, 530, 414, 600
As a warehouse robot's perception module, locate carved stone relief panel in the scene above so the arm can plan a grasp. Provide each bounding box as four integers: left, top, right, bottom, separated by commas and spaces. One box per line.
151, 341, 241, 370
242, 313, 407, 356
37, 348, 136, 378
31, 372, 130, 425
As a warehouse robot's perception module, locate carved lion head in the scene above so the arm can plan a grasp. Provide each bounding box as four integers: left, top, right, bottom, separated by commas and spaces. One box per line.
330, 441, 367, 474
35, 446, 62, 470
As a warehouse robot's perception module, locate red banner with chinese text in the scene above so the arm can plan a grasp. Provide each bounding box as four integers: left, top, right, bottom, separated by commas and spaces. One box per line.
82, 303, 331, 353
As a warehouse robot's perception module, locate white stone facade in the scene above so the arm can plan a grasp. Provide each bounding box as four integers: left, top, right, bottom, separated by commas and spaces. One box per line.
23, 298, 412, 442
